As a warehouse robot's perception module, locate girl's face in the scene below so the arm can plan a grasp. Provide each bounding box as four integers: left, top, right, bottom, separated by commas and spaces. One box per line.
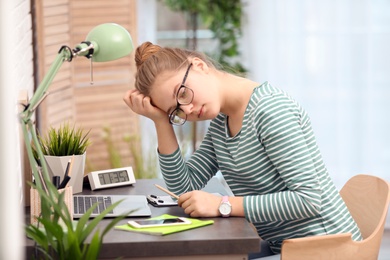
150, 59, 221, 124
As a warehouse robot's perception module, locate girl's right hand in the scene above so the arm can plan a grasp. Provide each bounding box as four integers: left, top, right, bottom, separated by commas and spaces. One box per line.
123, 89, 167, 123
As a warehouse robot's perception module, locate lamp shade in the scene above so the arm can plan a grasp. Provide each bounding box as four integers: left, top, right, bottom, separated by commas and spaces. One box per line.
85, 23, 133, 62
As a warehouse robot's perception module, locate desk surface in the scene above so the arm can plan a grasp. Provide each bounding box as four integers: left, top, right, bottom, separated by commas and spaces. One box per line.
26, 178, 260, 259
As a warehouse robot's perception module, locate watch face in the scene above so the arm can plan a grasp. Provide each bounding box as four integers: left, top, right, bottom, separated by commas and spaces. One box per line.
219, 203, 231, 215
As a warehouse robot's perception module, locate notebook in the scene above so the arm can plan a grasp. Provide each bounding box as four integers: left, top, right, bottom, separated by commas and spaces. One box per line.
115, 214, 214, 236
73, 194, 152, 219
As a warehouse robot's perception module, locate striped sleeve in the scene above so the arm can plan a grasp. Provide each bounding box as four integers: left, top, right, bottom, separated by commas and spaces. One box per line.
244, 92, 322, 223
158, 131, 219, 196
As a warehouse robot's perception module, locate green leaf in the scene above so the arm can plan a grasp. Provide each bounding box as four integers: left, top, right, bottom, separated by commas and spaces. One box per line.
84, 231, 102, 260
25, 225, 49, 251
162, 0, 247, 74
78, 200, 125, 242
101, 210, 132, 237
33, 122, 91, 157
75, 202, 100, 241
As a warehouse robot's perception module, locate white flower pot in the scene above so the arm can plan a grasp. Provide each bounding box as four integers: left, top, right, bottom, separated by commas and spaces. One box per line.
44, 152, 86, 194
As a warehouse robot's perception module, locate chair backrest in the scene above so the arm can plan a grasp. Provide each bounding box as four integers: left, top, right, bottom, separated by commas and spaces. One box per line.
281, 174, 390, 260
340, 174, 390, 240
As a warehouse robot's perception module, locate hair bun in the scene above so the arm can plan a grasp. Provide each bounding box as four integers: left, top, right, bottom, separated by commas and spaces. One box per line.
135, 41, 162, 69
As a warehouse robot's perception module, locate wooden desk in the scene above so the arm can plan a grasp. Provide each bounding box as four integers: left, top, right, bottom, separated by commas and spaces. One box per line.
25, 178, 260, 260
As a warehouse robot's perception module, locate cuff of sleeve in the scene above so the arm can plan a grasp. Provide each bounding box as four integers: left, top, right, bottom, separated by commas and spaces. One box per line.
243, 195, 259, 223
158, 146, 181, 159
158, 147, 184, 175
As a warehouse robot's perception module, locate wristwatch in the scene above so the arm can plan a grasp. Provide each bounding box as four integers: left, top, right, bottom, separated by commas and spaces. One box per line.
218, 196, 232, 217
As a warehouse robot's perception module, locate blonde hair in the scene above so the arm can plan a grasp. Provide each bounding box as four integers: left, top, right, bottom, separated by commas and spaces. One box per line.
134, 42, 215, 95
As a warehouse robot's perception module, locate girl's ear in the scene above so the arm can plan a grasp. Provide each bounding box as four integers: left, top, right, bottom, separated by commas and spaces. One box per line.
191, 57, 210, 74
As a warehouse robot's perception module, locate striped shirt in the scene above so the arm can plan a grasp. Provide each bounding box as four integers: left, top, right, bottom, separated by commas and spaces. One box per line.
159, 81, 362, 253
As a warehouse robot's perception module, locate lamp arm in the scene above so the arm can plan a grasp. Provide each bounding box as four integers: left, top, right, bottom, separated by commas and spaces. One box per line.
24, 47, 73, 118
19, 119, 47, 191
19, 46, 73, 194
74, 41, 95, 58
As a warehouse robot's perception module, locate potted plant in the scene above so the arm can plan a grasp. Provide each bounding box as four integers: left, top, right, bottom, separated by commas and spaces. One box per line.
28, 123, 133, 259
26, 177, 130, 259
33, 122, 91, 194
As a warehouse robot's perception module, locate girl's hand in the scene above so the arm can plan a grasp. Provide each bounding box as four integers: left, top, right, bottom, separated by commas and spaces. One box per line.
178, 191, 222, 217
123, 89, 167, 123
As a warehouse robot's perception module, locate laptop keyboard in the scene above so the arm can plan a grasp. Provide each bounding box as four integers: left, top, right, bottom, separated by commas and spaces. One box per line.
73, 196, 114, 215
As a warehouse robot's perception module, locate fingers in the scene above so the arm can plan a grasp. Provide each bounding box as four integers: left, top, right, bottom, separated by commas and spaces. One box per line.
178, 193, 196, 216
123, 89, 138, 107
123, 89, 168, 123
178, 191, 220, 218
123, 89, 151, 114
123, 89, 144, 107
142, 95, 152, 107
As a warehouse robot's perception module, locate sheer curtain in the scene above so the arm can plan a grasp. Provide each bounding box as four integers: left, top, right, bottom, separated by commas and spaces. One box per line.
241, 0, 390, 226
241, 0, 390, 187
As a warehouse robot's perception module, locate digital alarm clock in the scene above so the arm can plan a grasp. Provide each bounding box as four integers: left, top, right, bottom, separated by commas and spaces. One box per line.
87, 167, 136, 190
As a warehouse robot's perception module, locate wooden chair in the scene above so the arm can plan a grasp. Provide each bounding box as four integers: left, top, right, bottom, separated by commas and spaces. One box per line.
279, 174, 390, 260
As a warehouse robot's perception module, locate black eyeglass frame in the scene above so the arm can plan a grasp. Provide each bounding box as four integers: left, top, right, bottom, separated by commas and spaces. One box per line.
168, 63, 194, 125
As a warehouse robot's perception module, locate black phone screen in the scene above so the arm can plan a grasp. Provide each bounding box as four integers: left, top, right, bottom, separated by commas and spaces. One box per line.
134, 218, 185, 226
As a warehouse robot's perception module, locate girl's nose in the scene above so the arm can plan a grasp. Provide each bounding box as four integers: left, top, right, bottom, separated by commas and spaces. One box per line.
180, 103, 193, 115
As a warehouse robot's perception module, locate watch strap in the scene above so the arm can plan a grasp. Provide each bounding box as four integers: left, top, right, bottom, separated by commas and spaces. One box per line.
221, 196, 229, 203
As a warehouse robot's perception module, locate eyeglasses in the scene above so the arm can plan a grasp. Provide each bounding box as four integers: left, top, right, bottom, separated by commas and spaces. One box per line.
168, 63, 194, 125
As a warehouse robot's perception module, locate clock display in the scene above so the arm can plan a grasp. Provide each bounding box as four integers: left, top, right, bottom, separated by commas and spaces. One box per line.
87, 167, 136, 190
98, 170, 130, 185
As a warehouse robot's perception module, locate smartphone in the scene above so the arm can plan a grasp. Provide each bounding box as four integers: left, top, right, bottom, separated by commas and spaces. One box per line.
128, 217, 191, 228
147, 195, 178, 207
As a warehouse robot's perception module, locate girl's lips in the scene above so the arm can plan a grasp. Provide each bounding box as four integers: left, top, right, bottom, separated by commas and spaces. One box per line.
198, 105, 203, 118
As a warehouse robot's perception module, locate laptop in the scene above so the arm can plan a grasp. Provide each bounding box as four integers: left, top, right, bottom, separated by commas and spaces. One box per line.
73, 194, 152, 219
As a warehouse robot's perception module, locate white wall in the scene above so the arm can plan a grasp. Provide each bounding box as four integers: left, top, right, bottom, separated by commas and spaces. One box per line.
0, 0, 34, 259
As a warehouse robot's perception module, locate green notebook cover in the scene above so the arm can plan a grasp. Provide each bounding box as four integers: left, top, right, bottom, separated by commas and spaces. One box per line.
115, 214, 214, 236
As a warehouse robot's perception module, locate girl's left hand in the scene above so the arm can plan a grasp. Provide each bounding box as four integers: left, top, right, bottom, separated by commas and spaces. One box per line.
178, 190, 222, 217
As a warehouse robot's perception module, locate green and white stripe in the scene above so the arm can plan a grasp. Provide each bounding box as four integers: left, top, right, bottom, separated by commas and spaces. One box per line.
159, 81, 362, 253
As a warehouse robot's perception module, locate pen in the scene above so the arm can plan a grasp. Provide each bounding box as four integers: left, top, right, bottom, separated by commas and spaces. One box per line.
154, 184, 180, 200
64, 159, 71, 177
52, 176, 60, 189
58, 176, 71, 189
59, 156, 74, 189
65, 155, 75, 188
67, 155, 75, 178
58, 159, 71, 189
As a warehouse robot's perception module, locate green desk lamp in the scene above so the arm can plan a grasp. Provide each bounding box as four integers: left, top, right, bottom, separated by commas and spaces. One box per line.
19, 23, 133, 195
